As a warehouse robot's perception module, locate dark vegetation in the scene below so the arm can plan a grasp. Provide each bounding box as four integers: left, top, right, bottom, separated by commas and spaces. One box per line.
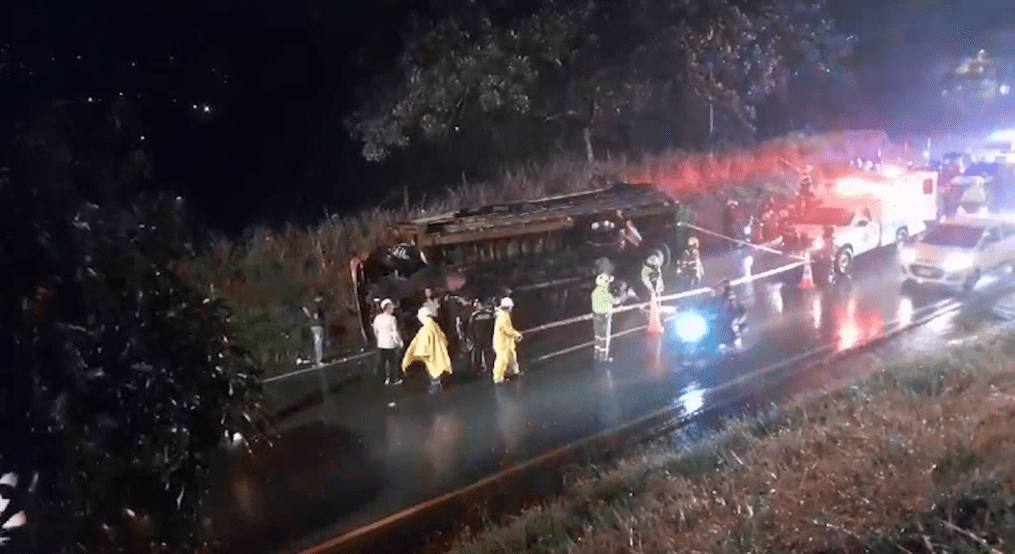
0, 99, 268, 554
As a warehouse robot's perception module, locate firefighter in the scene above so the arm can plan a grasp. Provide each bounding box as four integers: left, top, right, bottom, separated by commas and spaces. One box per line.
815, 225, 837, 284
641, 251, 664, 299
797, 165, 815, 214
676, 236, 704, 290
466, 298, 496, 375
723, 199, 741, 248
402, 306, 452, 393
592, 273, 631, 362
492, 297, 523, 383
778, 208, 796, 252
759, 197, 779, 242
713, 279, 746, 348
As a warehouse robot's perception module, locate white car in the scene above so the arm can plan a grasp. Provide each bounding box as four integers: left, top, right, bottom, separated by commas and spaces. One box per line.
899, 216, 1015, 292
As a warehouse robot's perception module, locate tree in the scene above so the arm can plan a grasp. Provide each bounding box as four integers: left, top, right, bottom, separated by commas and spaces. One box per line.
0, 102, 268, 553
346, 0, 849, 164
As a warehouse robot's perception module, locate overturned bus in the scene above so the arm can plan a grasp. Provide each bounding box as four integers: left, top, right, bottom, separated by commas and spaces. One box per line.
349, 183, 685, 353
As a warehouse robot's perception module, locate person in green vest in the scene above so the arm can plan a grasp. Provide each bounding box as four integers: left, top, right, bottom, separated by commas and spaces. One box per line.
591, 273, 633, 362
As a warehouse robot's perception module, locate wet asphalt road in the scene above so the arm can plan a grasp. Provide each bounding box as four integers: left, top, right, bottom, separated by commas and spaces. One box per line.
206, 246, 1015, 554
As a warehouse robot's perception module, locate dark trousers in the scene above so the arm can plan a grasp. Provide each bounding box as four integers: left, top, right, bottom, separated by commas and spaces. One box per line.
593, 312, 612, 361
377, 348, 399, 381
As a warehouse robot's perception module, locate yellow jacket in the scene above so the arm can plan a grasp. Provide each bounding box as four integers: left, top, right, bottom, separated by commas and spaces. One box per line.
493, 309, 522, 354
401, 317, 452, 378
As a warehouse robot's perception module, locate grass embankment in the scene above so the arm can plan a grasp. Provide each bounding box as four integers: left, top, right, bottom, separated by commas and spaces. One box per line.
180, 130, 901, 377
450, 330, 1015, 554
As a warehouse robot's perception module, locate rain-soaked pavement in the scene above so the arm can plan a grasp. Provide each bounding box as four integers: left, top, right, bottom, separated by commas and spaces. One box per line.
206, 246, 1015, 554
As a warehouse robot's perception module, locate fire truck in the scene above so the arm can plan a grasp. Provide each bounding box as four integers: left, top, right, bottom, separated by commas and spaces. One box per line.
790, 164, 939, 281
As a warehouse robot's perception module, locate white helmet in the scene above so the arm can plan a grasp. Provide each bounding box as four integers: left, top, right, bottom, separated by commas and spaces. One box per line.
500, 297, 514, 309
380, 298, 395, 310
596, 273, 613, 287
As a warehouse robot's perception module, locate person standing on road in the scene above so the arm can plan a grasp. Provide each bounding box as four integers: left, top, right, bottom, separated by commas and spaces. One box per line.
677, 236, 704, 290
492, 297, 523, 383
591, 273, 631, 362
373, 298, 404, 385
423, 287, 441, 321
467, 298, 496, 375
723, 199, 741, 250
402, 306, 452, 393
302, 297, 325, 366
641, 251, 664, 299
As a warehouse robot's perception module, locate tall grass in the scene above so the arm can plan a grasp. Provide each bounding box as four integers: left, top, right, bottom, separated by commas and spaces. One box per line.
180, 130, 908, 377
448, 328, 1015, 554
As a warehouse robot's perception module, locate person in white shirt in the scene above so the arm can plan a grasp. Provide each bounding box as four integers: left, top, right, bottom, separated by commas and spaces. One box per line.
373, 298, 404, 385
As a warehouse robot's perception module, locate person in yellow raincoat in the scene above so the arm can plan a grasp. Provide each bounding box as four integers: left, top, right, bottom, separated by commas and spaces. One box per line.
492, 297, 522, 383
402, 306, 452, 393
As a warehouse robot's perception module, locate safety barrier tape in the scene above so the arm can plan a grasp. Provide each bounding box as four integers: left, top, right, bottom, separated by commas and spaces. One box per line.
263, 259, 805, 384
261, 351, 374, 384
523, 259, 804, 334
676, 220, 806, 260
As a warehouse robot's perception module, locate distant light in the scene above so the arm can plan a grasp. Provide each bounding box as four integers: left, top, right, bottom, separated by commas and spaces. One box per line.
203, 105, 211, 113
119, 92, 123, 97
1001, 84, 1010, 96
140, 135, 145, 141
192, 104, 198, 109
76, 55, 82, 60
131, 61, 136, 67
87, 97, 93, 102
988, 129, 1015, 143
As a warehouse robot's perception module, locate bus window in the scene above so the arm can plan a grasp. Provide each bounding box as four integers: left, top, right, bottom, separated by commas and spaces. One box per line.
923, 179, 933, 194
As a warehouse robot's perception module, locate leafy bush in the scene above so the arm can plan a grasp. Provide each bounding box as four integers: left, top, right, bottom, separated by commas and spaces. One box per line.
0, 175, 268, 553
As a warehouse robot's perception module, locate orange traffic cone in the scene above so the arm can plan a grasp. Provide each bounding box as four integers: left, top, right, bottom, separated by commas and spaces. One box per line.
798, 251, 814, 289
647, 297, 664, 334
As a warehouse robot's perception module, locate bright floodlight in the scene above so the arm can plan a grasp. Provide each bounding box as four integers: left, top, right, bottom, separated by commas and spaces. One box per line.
673, 311, 708, 343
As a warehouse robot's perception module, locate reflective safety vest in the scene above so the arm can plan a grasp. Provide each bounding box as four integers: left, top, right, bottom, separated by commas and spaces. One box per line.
591, 285, 614, 315
642, 263, 661, 284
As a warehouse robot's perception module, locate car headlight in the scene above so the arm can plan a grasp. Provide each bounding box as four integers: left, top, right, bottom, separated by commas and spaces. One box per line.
941, 253, 974, 272
899, 248, 916, 264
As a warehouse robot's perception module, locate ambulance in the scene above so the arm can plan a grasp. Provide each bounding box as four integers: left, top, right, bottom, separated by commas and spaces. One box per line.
795, 165, 939, 276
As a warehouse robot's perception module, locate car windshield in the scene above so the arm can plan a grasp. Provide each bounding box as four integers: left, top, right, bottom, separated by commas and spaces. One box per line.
796, 207, 854, 226
921, 224, 983, 248
964, 163, 999, 177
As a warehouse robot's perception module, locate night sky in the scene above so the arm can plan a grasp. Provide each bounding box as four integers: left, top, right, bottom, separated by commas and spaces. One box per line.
1, 0, 1013, 233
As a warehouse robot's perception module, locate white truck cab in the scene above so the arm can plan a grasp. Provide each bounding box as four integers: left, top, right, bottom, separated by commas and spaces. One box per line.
797, 166, 938, 275
795, 202, 884, 274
